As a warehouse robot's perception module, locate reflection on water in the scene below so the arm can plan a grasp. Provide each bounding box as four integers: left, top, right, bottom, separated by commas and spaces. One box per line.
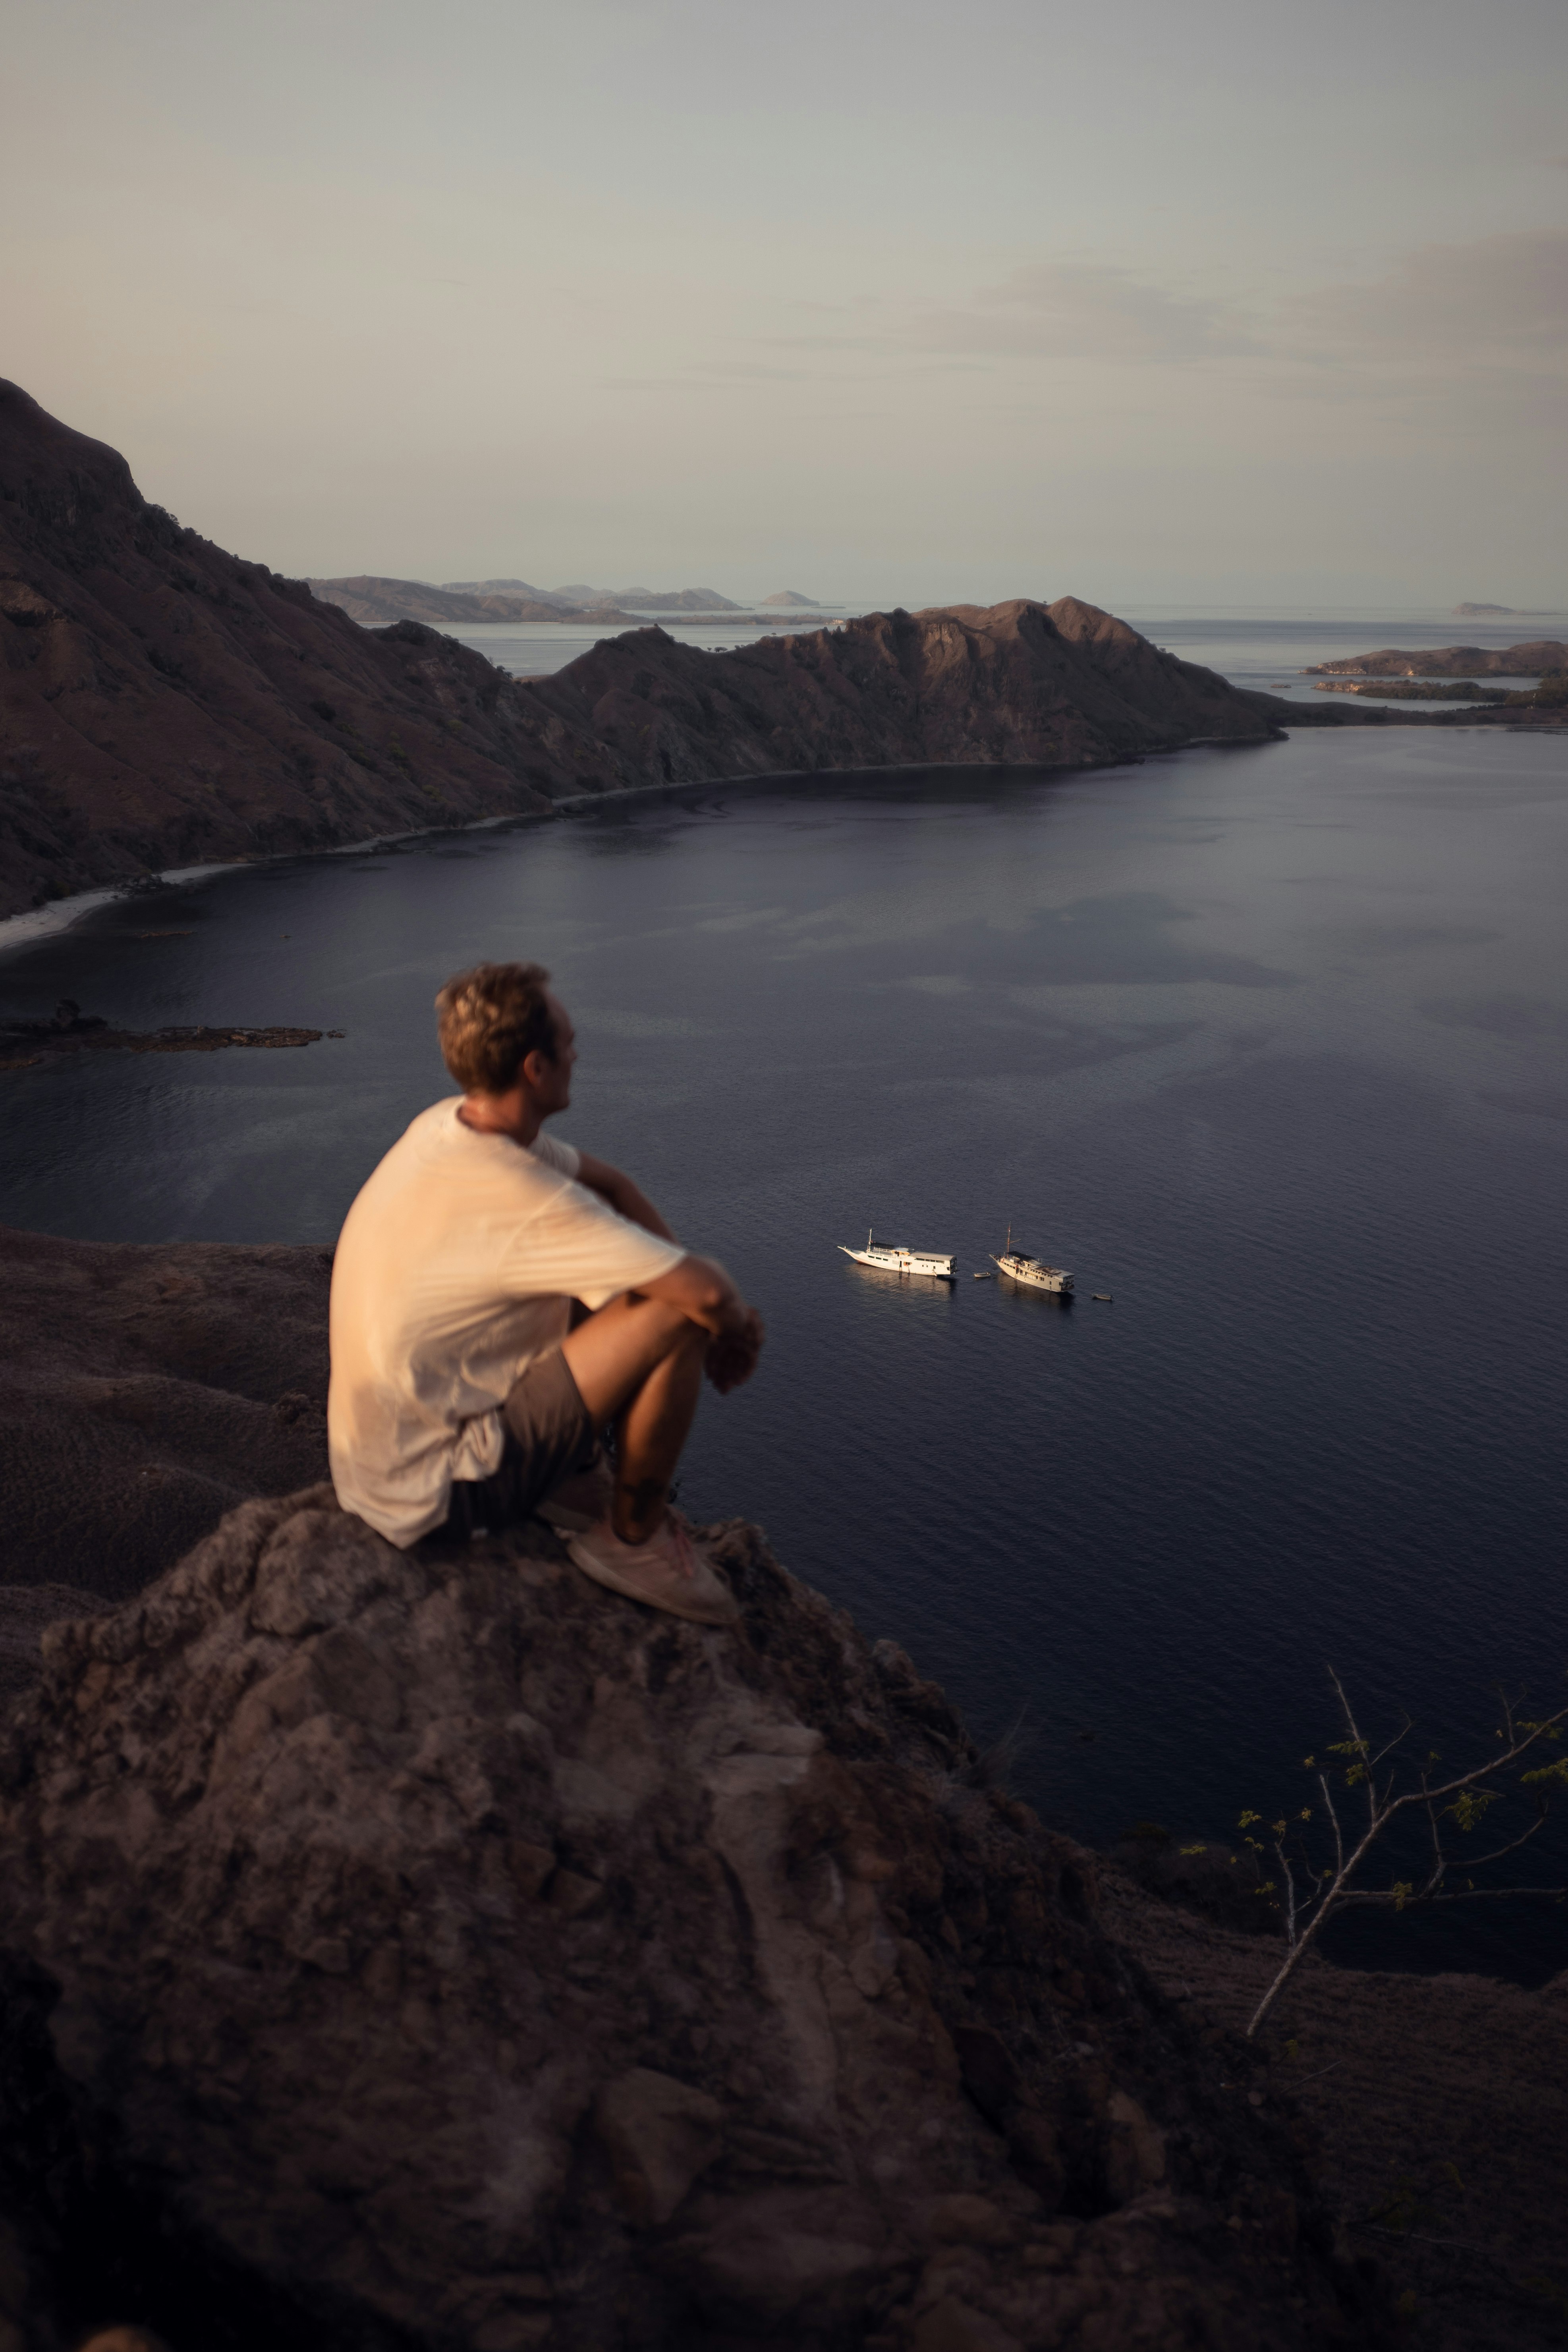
841, 1261, 958, 1294
994, 1278, 1074, 1314
2, 726, 1566, 1980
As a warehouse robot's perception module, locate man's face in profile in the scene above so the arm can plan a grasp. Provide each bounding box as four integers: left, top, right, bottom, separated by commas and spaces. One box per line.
531, 993, 577, 1118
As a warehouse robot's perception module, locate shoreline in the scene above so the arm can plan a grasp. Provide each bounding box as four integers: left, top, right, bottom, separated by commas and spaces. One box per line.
0, 813, 527, 960
0, 714, 1416, 964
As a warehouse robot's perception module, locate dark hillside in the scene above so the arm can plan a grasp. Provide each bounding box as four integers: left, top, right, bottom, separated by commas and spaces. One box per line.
2, 380, 1310, 922
0, 382, 565, 917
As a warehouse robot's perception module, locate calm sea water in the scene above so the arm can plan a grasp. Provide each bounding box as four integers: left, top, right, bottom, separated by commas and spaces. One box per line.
3, 662, 1566, 1977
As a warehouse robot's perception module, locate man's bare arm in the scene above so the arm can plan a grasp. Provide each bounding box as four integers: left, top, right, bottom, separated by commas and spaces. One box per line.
573, 1150, 676, 1243
636, 1254, 764, 1394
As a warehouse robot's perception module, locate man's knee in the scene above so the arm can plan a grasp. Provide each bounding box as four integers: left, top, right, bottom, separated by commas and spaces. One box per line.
560, 1291, 705, 1420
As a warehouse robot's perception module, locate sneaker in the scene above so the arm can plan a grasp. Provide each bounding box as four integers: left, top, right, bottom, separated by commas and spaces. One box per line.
565, 1516, 740, 1627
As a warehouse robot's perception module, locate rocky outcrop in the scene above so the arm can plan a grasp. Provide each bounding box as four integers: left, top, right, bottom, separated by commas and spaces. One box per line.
511, 596, 1290, 807
1306, 640, 1566, 679
0, 1487, 1378, 2351
0, 1227, 329, 1599
1, 379, 1308, 921
0, 1002, 329, 1073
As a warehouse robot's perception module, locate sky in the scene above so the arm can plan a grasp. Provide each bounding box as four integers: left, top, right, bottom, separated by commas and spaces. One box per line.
4, 0, 1566, 609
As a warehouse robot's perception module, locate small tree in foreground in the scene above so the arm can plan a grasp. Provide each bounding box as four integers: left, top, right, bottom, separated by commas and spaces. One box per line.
1241, 1670, 1568, 2039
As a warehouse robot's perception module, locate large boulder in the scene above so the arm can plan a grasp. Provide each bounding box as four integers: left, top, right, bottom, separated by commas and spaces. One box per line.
0, 1489, 1374, 2350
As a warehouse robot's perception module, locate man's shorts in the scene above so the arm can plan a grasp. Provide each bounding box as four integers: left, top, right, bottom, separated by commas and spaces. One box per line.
438, 1348, 597, 1543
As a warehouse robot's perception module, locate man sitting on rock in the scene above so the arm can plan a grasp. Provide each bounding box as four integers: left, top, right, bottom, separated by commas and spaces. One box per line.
328, 960, 763, 1624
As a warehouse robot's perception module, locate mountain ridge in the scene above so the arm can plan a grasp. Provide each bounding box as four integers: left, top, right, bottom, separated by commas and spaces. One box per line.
2, 379, 1323, 922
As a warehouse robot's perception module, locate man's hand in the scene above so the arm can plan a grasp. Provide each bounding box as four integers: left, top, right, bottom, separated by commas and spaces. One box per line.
705, 1305, 764, 1395
638, 1255, 764, 1392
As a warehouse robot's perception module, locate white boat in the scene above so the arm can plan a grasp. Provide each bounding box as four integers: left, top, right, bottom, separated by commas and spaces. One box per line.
991, 1224, 1073, 1294
840, 1229, 956, 1281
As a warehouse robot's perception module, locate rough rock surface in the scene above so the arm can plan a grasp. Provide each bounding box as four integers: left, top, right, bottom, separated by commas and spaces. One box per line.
1097, 1871, 1568, 2352
0, 382, 574, 919
3, 377, 1324, 919
0, 1226, 329, 1598
0, 1490, 1379, 2351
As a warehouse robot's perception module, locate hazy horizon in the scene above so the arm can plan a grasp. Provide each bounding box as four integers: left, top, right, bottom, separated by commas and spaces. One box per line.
6, 0, 1566, 610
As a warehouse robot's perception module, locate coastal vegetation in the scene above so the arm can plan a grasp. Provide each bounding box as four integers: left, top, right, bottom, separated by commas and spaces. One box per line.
1238, 1672, 1568, 2038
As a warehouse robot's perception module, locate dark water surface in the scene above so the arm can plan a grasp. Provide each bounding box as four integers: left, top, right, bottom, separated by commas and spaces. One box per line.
3, 726, 1566, 1975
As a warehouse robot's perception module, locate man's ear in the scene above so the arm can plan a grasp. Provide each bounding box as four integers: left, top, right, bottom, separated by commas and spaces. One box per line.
520, 1046, 551, 1091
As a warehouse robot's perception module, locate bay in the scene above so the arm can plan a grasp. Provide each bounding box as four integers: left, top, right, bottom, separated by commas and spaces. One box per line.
2, 696, 1565, 1979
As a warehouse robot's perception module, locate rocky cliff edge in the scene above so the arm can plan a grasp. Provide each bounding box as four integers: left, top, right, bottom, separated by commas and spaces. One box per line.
0, 1482, 1381, 2352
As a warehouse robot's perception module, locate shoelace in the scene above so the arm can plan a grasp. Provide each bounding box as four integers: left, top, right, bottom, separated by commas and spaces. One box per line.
662, 1516, 699, 1582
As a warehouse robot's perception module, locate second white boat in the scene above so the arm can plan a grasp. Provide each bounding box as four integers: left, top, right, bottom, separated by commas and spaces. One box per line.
991, 1224, 1073, 1294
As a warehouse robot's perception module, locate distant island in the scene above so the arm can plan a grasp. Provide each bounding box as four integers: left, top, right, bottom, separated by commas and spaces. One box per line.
305, 577, 648, 628
444, 580, 745, 615
1307, 638, 1567, 680
1452, 602, 1560, 618
307, 577, 836, 630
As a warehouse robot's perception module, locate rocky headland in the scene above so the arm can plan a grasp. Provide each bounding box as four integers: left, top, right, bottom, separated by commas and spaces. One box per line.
3, 377, 1347, 925
1, 1225, 1564, 2348
1306, 641, 1566, 680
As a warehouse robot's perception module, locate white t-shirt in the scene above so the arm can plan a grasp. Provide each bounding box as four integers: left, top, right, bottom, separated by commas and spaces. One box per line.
328, 1099, 686, 1546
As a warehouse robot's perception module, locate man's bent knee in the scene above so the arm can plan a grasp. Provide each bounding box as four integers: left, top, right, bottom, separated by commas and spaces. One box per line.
560, 1292, 706, 1421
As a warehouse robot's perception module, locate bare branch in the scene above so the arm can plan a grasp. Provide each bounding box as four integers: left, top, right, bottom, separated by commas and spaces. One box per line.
1417, 1883, 1568, 1904
1421, 1781, 1444, 1884
1319, 1772, 1344, 1879
1243, 1672, 1568, 2039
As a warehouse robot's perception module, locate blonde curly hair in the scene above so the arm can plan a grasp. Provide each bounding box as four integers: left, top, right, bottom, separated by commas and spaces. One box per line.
434, 961, 556, 1093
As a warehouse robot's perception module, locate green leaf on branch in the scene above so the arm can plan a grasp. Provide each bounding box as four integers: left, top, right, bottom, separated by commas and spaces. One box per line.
1446, 1788, 1502, 1831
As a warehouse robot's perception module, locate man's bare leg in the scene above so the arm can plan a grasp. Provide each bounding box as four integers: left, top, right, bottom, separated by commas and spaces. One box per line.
560, 1294, 708, 1544
612, 1323, 707, 1541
